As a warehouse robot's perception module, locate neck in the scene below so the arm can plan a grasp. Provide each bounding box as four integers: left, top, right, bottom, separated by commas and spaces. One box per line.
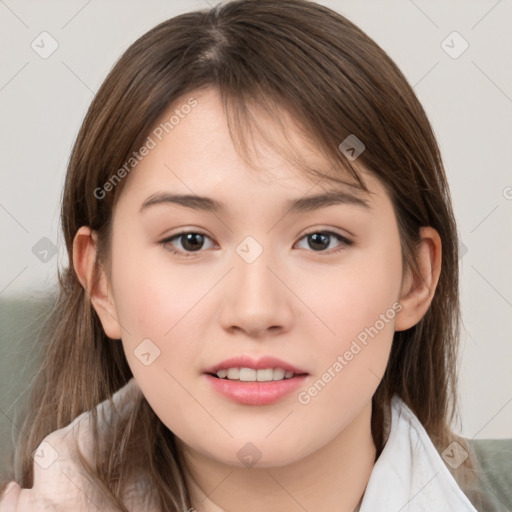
183, 401, 376, 512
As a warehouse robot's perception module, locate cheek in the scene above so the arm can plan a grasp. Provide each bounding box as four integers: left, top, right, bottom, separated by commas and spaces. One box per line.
110, 236, 211, 340
109, 236, 219, 405
303, 233, 402, 385
109, 245, 209, 432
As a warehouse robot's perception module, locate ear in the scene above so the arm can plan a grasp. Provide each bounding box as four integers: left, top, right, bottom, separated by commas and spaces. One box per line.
395, 226, 442, 331
72, 226, 122, 340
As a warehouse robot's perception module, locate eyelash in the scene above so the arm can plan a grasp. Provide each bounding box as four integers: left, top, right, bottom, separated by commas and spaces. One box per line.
158, 229, 353, 257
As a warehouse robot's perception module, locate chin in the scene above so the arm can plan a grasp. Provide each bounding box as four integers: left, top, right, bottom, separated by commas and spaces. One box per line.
203, 438, 312, 470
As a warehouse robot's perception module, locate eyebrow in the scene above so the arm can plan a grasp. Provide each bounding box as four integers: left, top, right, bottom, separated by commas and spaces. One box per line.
139, 189, 371, 214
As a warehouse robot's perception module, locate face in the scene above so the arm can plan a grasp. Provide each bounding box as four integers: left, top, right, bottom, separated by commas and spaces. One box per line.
103, 87, 405, 468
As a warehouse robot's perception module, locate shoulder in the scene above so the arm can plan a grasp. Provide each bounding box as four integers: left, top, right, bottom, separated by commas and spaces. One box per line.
392, 396, 512, 511
362, 397, 480, 510
40, 378, 142, 462
14, 379, 144, 510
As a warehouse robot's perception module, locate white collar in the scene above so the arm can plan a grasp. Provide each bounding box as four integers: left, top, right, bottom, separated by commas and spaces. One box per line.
359, 396, 477, 511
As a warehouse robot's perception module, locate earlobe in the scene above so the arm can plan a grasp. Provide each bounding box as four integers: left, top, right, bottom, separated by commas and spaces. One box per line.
72, 226, 122, 340
395, 227, 442, 332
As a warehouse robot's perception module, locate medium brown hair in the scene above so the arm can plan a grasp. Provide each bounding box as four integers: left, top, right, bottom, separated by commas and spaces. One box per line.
3, 0, 465, 509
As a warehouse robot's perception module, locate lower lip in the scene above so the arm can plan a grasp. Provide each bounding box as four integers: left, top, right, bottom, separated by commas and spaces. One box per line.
204, 374, 308, 405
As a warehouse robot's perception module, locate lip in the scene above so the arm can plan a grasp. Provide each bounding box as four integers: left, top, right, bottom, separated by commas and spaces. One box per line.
204, 374, 308, 405
203, 355, 308, 375
203, 355, 309, 406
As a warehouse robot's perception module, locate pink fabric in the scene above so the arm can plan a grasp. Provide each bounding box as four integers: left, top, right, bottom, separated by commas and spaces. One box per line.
0, 379, 157, 511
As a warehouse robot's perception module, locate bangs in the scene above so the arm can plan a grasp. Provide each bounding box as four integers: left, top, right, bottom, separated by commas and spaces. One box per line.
217, 84, 371, 194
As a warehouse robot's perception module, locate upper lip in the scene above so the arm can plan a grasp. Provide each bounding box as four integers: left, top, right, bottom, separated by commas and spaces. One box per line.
204, 355, 308, 375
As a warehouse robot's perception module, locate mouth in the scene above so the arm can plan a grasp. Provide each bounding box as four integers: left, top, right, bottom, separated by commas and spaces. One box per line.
203, 355, 309, 405
207, 367, 307, 382
203, 355, 308, 380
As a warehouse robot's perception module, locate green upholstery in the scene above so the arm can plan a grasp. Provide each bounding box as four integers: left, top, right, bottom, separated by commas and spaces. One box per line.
468, 438, 512, 510
0, 294, 54, 481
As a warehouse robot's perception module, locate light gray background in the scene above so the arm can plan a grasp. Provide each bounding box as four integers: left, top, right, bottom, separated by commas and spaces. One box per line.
0, 0, 511, 439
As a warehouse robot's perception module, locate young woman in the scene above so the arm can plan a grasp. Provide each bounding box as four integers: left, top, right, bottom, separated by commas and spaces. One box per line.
1, 1, 509, 510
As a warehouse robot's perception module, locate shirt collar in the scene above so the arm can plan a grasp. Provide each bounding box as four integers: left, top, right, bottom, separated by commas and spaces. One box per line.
359, 395, 478, 511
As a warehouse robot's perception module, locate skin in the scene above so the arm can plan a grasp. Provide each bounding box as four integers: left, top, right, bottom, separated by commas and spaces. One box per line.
1, 87, 441, 512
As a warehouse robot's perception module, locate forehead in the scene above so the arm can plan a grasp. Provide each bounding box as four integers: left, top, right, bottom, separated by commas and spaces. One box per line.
115, 88, 385, 211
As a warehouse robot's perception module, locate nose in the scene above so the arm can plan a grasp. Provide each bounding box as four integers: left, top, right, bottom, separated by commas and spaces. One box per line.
218, 247, 294, 338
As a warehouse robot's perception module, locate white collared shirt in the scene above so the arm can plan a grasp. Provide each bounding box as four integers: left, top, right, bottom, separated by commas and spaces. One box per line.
358, 395, 477, 511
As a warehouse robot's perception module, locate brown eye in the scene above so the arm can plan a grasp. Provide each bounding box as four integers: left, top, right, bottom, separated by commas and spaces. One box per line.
159, 231, 215, 256
296, 231, 352, 253
180, 232, 206, 251
307, 233, 330, 251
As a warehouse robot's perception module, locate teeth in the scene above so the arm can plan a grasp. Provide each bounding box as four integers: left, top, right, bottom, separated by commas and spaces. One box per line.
256, 369, 274, 382
239, 368, 256, 381
273, 368, 285, 380
215, 367, 297, 381
227, 368, 239, 380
